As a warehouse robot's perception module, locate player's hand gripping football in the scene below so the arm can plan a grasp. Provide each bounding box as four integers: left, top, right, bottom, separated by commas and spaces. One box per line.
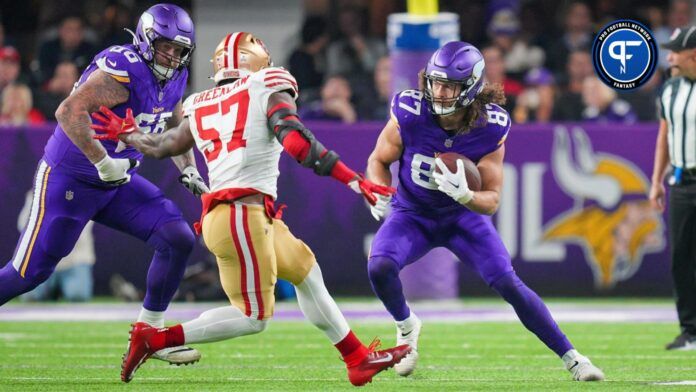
433, 158, 474, 204
90, 106, 137, 142
179, 165, 210, 197
348, 175, 396, 206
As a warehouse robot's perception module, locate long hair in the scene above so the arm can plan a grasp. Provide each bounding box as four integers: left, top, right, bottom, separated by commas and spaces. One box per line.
418, 69, 506, 132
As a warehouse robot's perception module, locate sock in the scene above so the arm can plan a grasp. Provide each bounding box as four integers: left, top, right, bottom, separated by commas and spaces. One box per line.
562, 349, 589, 367
295, 263, 351, 343
149, 324, 185, 351
182, 305, 267, 344
143, 220, 195, 312
138, 308, 165, 328
396, 313, 420, 333
338, 331, 369, 367
367, 256, 410, 321
492, 272, 574, 357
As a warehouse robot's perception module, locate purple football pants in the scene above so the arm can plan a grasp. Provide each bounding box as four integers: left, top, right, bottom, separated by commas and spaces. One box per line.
0, 160, 194, 311
368, 207, 574, 358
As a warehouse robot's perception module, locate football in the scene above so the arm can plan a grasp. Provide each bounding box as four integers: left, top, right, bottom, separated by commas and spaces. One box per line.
435, 152, 482, 191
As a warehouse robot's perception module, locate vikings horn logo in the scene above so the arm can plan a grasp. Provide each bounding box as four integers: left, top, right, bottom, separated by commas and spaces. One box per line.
543, 127, 664, 288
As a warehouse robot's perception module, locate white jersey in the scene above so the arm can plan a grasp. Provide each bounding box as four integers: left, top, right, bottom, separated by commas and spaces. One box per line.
182, 67, 298, 199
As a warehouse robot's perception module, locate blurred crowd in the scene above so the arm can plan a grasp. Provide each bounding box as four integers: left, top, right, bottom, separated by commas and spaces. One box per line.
0, 0, 693, 127
0, 0, 170, 127
290, 0, 694, 123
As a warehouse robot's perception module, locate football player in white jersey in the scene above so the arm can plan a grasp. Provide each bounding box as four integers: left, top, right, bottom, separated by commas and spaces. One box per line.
91, 32, 410, 385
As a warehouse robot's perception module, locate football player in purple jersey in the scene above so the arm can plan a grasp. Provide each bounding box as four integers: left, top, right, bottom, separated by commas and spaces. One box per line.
364, 41, 605, 381
0, 4, 204, 365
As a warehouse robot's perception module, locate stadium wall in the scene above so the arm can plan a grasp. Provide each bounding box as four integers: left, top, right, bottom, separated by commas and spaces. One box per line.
0, 122, 670, 297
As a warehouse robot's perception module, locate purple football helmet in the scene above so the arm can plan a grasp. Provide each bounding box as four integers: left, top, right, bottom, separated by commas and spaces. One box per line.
132, 4, 195, 81
423, 41, 485, 115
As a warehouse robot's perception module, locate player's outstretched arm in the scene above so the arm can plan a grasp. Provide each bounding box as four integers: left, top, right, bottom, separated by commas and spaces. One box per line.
266, 91, 395, 205
91, 105, 195, 160
56, 69, 129, 164
165, 101, 209, 196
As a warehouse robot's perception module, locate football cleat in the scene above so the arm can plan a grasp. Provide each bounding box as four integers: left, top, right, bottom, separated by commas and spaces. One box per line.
346, 339, 411, 386
151, 346, 201, 366
563, 350, 605, 381
665, 332, 696, 350
394, 315, 422, 377
121, 322, 159, 383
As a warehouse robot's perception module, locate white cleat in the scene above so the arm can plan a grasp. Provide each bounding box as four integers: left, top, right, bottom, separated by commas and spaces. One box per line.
394, 314, 422, 377
563, 350, 605, 381
151, 346, 201, 366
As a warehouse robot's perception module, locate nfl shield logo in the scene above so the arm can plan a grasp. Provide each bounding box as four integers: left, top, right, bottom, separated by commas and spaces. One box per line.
444, 139, 453, 148
65, 190, 74, 200
158, 91, 164, 101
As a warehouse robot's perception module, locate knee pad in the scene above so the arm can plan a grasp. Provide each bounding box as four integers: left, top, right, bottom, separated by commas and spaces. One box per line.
247, 317, 268, 334
149, 219, 195, 255
367, 256, 400, 283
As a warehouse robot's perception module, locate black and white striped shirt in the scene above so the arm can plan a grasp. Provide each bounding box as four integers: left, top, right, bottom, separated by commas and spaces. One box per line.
661, 77, 696, 169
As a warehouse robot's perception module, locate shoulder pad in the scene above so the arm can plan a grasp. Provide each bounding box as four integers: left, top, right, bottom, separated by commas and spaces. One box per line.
95, 46, 145, 85
483, 104, 511, 146
390, 89, 426, 127
251, 67, 299, 100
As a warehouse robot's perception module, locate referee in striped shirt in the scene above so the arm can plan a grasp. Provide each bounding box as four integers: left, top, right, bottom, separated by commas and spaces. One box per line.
650, 25, 696, 351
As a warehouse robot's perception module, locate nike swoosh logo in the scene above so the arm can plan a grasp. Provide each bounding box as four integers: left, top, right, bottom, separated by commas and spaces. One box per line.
568, 360, 579, 370
108, 59, 117, 67
369, 353, 393, 364
401, 330, 413, 337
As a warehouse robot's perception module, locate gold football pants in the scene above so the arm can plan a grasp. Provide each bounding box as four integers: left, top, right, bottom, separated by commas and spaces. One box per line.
201, 203, 316, 320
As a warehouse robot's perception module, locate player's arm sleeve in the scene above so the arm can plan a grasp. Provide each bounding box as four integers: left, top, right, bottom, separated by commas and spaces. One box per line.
95, 46, 136, 88
267, 92, 357, 184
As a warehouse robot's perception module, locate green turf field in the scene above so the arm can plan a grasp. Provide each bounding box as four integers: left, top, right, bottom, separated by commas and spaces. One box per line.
0, 319, 693, 391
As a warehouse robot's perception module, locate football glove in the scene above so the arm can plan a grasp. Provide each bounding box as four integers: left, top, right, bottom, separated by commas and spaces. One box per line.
348, 174, 396, 206
91, 106, 137, 142
94, 155, 139, 186
432, 158, 474, 204
370, 194, 392, 221
179, 165, 210, 197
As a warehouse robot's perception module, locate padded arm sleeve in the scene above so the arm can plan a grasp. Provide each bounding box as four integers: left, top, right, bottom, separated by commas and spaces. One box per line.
268, 103, 340, 176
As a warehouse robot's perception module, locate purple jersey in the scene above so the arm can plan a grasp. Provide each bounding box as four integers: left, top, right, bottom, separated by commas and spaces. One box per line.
43, 44, 188, 185
390, 89, 510, 213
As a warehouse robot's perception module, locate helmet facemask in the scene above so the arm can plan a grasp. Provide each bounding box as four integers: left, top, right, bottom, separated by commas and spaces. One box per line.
129, 4, 195, 82
423, 42, 486, 116
147, 38, 194, 81
424, 73, 480, 116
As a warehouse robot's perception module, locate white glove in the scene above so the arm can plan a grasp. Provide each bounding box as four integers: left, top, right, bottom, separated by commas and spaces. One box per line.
179, 165, 210, 197
94, 155, 139, 185
370, 194, 392, 221
432, 158, 474, 204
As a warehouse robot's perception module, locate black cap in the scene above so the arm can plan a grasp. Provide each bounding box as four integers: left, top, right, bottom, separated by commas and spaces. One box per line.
661, 26, 696, 51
